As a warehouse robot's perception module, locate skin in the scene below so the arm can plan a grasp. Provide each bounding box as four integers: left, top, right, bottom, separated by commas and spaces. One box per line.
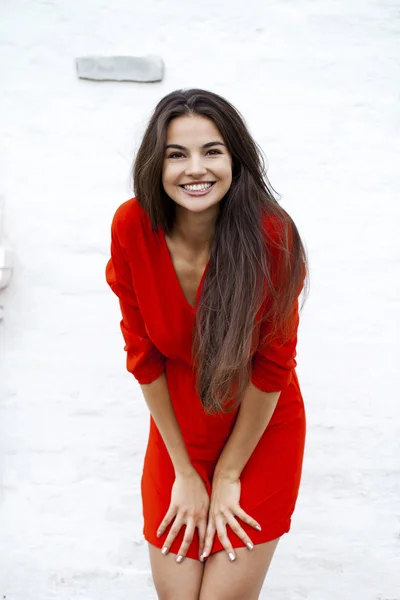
160, 115, 262, 555
161, 114, 233, 308
141, 114, 282, 599
149, 538, 279, 600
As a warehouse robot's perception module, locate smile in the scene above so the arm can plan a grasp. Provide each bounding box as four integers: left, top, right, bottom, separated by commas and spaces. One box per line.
180, 182, 216, 195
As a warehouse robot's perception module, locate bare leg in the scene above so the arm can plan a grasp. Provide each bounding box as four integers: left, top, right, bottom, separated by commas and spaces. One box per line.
148, 543, 205, 600
199, 538, 279, 600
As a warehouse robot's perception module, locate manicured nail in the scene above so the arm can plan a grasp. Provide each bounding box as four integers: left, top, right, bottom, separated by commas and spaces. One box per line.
228, 552, 236, 561
246, 542, 254, 550
256, 525, 262, 531
176, 555, 183, 563
201, 552, 207, 561
161, 547, 168, 555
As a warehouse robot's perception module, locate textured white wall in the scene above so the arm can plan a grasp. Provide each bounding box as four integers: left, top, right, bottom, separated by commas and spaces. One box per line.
0, 1, 399, 598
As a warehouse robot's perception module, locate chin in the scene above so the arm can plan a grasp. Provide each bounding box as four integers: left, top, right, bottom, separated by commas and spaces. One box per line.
181, 198, 222, 213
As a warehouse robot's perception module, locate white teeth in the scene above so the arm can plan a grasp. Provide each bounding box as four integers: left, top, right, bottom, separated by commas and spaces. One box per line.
183, 183, 213, 191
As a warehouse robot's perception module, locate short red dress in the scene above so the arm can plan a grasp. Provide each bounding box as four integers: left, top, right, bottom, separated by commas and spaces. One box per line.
106, 197, 306, 561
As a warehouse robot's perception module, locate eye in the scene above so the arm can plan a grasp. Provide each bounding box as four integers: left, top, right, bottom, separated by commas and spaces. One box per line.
167, 152, 185, 159
206, 149, 222, 156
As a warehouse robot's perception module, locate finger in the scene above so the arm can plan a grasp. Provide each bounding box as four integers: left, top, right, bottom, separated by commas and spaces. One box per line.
161, 516, 184, 555
216, 515, 236, 562
157, 505, 177, 538
225, 513, 255, 551
197, 519, 207, 562
235, 506, 262, 532
176, 521, 195, 563
201, 520, 216, 560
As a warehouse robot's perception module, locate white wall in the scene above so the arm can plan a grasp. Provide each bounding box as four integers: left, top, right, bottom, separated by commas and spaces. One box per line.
0, 1, 399, 598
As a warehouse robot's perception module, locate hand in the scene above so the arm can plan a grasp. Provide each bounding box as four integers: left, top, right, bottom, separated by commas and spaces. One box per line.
157, 469, 210, 563
201, 473, 261, 561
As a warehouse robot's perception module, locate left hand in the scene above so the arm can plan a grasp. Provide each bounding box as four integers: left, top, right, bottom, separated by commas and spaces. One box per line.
201, 473, 261, 561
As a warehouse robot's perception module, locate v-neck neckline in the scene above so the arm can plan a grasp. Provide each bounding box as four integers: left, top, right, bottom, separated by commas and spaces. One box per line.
159, 229, 210, 312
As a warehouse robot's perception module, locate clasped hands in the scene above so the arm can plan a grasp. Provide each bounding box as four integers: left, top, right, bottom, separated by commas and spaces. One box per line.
156, 468, 261, 563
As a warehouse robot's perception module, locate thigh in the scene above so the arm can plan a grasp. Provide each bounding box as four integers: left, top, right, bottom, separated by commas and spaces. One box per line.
199, 539, 279, 600
148, 542, 204, 600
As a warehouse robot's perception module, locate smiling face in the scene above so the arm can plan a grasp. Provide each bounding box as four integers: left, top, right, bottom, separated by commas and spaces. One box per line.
162, 114, 233, 214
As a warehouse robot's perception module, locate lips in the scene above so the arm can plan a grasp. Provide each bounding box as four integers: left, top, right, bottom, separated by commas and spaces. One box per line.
179, 181, 216, 196
180, 182, 216, 191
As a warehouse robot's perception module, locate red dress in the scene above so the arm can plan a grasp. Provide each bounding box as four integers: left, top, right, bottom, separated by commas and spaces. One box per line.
106, 198, 306, 561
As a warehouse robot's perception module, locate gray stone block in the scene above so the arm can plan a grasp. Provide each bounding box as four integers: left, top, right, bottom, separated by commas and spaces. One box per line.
76, 55, 164, 82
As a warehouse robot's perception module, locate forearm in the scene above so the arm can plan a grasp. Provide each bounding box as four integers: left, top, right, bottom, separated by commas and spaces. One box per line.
214, 383, 280, 481
140, 373, 195, 477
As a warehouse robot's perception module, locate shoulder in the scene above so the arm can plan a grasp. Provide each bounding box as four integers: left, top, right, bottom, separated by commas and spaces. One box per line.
261, 210, 306, 293
111, 197, 151, 245
111, 197, 147, 230
261, 211, 291, 249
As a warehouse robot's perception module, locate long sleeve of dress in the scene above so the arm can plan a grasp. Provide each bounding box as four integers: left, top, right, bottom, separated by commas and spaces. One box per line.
251, 297, 300, 393
251, 216, 305, 393
106, 223, 165, 385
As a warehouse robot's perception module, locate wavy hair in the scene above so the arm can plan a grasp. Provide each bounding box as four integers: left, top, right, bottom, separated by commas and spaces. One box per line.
134, 89, 308, 413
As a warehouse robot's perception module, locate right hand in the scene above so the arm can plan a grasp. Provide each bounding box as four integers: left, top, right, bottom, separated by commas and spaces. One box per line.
157, 469, 210, 563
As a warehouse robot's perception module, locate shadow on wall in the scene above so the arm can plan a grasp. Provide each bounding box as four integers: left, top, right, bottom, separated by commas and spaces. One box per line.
0, 196, 14, 320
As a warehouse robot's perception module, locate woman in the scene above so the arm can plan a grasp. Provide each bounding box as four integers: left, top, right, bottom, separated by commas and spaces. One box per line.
106, 88, 308, 600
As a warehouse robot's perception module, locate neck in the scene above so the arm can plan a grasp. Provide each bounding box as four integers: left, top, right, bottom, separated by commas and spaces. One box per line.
172, 205, 219, 252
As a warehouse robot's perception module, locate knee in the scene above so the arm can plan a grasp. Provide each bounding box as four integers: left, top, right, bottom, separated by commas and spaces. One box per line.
156, 581, 200, 600
200, 593, 247, 600
157, 590, 199, 600
199, 582, 259, 600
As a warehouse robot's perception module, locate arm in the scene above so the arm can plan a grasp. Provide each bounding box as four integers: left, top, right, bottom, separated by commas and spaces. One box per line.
214, 291, 301, 480
140, 374, 211, 562
140, 373, 196, 477
141, 377, 210, 563
107, 222, 195, 476
213, 384, 280, 482
202, 287, 303, 561
106, 216, 209, 561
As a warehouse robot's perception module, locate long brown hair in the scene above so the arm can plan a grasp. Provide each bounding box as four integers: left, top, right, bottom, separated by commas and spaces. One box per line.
134, 89, 308, 413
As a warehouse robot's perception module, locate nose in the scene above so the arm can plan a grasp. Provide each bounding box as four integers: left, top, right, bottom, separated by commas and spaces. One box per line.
184, 154, 207, 178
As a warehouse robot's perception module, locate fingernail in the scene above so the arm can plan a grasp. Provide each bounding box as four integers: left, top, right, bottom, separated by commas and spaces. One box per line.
176, 555, 183, 563
161, 547, 168, 555
256, 525, 262, 531
228, 552, 236, 561
201, 553, 207, 561
156, 531, 161, 538
246, 542, 254, 550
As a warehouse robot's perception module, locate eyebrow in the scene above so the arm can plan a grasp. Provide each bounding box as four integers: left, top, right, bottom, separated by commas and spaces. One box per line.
165, 141, 226, 151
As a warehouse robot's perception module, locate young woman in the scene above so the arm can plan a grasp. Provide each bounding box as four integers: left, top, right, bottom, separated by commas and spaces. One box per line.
106, 88, 308, 600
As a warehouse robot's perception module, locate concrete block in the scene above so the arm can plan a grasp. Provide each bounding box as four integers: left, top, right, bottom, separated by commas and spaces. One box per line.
76, 55, 164, 82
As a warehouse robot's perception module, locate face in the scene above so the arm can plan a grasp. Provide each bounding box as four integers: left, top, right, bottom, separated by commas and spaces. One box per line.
162, 114, 233, 214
